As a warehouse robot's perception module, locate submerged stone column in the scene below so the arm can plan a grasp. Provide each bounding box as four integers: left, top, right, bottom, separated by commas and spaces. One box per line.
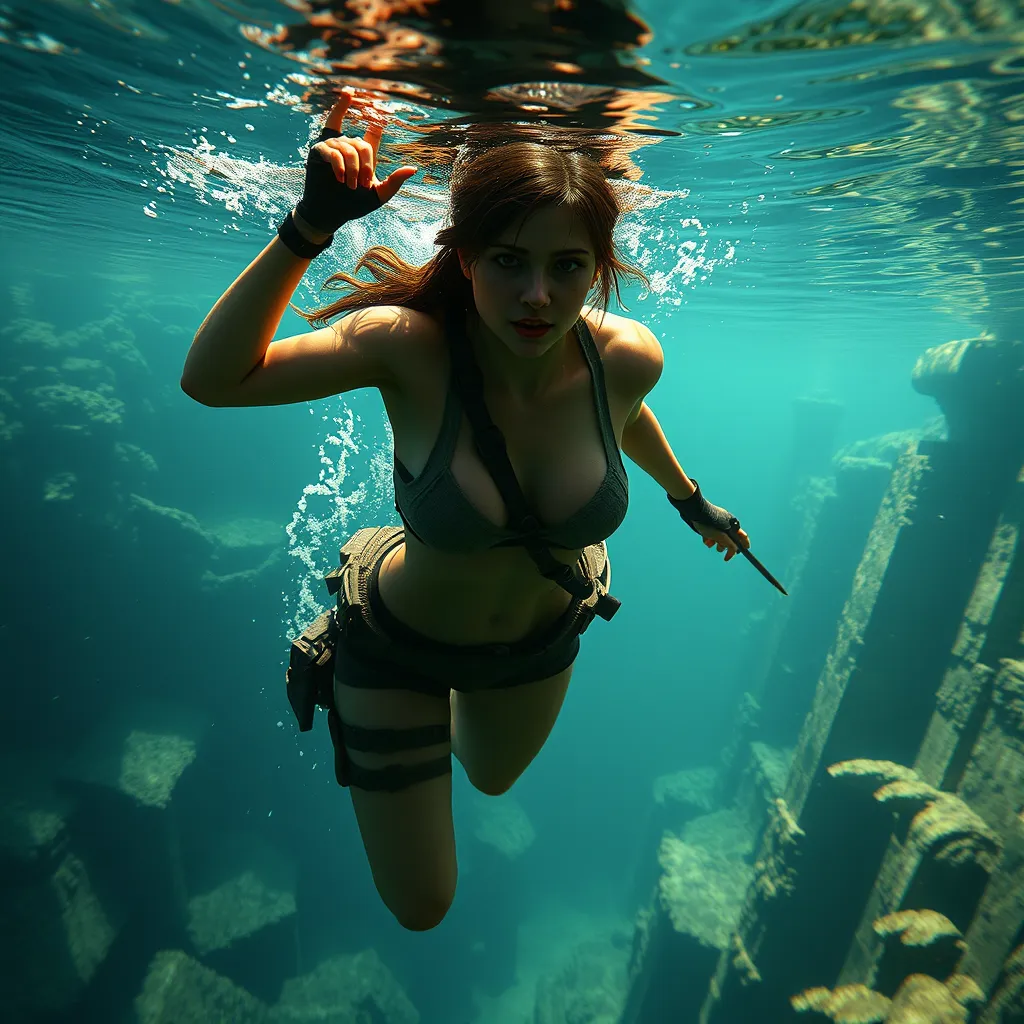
697, 333, 1024, 1024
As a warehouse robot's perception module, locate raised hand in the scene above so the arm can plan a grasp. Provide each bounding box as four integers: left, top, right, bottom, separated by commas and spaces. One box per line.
296, 91, 418, 234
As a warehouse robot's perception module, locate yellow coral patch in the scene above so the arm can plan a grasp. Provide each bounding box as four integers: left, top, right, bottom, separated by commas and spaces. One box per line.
791, 983, 891, 1023
873, 909, 962, 947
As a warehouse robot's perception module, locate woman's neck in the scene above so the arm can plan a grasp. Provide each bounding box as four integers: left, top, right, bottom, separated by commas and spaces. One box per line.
465, 309, 577, 404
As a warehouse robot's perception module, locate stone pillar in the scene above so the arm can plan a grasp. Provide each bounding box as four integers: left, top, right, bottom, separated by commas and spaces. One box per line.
837, 472, 1024, 995
724, 395, 845, 714
697, 333, 1024, 1024
717, 450, 900, 812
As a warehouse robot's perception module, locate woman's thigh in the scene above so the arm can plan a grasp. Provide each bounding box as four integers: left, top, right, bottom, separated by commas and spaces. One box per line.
450, 663, 575, 797
334, 677, 455, 931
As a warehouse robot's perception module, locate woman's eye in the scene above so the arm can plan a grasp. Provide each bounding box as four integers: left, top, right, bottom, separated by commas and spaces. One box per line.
493, 254, 584, 272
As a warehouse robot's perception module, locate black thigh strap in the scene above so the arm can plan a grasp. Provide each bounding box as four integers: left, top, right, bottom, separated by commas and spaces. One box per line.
326, 710, 452, 791
347, 756, 452, 793
342, 720, 450, 753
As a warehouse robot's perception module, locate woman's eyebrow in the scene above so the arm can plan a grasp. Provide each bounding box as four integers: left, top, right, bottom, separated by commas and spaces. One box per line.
493, 243, 592, 256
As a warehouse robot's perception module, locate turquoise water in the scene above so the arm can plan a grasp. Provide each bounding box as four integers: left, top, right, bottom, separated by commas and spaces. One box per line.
0, 1, 1019, 1022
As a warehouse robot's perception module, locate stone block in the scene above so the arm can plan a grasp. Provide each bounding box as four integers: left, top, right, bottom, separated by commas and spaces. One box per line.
622, 809, 754, 1023
135, 949, 271, 1024
272, 950, 419, 1024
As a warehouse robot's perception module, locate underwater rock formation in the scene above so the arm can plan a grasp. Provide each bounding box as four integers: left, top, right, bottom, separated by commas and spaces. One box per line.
64, 702, 206, 811
128, 496, 284, 588
0, 847, 119, 1020
792, 971, 984, 1024
135, 950, 272, 1024
621, 808, 755, 1023
273, 950, 419, 1024
872, 910, 967, 987
187, 870, 297, 958
828, 760, 1002, 872
640, 331, 1024, 1024
980, 943, 1024, 1024
718, 421, 921, 810
533, 936, 630, 1024
630, 764, 722, 907
469, 791, 536, 860
791, 982, 892, 1023
0, 301, 154, 523
658, 831, 751, 946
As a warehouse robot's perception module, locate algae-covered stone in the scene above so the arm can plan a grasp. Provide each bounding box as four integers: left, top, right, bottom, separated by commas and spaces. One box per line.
827, 758, 919, 792
873, 910, 964, 955
791, 983, 891, 1023
115, 441, 158, 474
657, 831, 752, 948
470, 792, 536, 860
906, 794, 1002, 871
1, 851, 118, 1018
187, 870, 297, 956
206, 517, 284, 549
136, 949, 271, 1024
534, 938, 629, 1024
0, 800, 65, 863
873, 778, 943, 810
28, 381, 125, 431
751, 742, 793, 799
653, 765, 719, 811
832, 420, 945, 471
118, 730, 197, 809
128, 493, 213, 565
65, 704, 206, 810
274, 950, 419, 1024
42, 470, 76, 501
885, 973, 970, 1024
985, 944, 1024, 1021
830, 759, 1001, 871
752, 797, 805, 902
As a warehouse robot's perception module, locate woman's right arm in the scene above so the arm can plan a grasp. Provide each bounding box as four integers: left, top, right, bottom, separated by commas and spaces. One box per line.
180, 91, 417, 408
180, 207, 400, 407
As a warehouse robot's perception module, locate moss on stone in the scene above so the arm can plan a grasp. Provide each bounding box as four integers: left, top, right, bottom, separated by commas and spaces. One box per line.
873, 910, 963, 949
187, 870, 296, 956
790, 983, 890, 1023
117, 730, 197, 809
885, 973, 969, 1024
135, 950, 270, 1024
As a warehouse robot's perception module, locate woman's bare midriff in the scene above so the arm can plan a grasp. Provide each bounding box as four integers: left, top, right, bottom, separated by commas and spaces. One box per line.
376, 533, 583, 645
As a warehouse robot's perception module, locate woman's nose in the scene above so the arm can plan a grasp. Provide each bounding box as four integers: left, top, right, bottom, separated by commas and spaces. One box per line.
521, 272, 551, 305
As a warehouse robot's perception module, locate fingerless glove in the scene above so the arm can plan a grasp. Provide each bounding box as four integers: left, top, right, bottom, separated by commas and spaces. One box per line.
277, 126, 384, 259
667, 480, 738, 534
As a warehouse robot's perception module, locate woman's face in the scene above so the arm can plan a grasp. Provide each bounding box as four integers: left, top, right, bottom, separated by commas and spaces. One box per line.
459, 204, 599, 359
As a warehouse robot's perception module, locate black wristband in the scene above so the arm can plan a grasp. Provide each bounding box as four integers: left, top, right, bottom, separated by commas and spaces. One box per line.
276, 210, 334, 260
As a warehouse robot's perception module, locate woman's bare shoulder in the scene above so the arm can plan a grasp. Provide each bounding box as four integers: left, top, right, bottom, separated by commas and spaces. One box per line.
349, 304, 444, 344
582, 307, 664, 395
362, 304, 447, 386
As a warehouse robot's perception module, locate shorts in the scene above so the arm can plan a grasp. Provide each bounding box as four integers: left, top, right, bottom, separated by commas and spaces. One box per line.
333, 526, 611, 700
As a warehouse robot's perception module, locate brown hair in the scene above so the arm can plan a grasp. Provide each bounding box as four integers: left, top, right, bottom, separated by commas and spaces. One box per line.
297, 138, 650, 327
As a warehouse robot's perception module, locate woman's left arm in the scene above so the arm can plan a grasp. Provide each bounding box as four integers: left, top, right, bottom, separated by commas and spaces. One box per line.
621, 400, 696, 502
616, 322, 695, 500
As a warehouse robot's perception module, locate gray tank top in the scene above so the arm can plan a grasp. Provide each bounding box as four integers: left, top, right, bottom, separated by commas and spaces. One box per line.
394, 317, 628, 552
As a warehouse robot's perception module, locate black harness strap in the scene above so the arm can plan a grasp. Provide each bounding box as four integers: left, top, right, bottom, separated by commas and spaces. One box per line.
445, 307, 620, 622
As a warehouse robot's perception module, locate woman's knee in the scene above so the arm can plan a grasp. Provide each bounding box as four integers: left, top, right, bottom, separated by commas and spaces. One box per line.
386, 885, 456, 931
463, 768, 517, 797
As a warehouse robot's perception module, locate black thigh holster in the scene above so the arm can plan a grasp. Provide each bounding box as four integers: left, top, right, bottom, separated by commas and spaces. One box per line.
285, 527, 407, 788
